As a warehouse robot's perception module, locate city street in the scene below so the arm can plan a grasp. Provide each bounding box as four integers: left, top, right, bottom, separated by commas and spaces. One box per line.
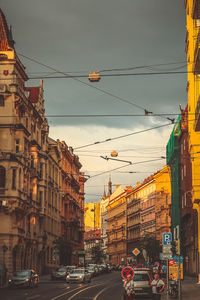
1, 271, 200, 300
1, 272, 124, 300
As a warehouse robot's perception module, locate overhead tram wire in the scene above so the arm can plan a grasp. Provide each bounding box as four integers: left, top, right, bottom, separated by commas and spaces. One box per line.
0, 113, 198, 119
17, 53, 180, 123
18, 53, 148, 112
88, 157, 165, 179
73, 117, 198, 151
27, 60, 187, 75
74, 122, 172, 150
22, 70, 189, 79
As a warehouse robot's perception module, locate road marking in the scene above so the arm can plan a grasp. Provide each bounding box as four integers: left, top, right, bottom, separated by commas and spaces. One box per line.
26, 295, 40, 300
68, 284, 103, 300
93, 287, 109, 300
50, 286, 83, 300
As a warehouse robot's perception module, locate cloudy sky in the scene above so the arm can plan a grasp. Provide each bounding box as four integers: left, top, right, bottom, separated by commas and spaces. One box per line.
1, 0, 187, 202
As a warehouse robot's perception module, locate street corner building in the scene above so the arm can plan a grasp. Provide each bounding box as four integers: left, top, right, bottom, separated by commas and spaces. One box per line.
184, 0, 200, 278
0, 9, 86, 276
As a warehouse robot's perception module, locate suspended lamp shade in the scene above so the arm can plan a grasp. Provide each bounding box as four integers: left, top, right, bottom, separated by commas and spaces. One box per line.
88, 71, 101, 82
111, 151, 118, 157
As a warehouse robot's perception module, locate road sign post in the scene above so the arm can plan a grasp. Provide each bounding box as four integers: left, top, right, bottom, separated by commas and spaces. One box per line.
162, 233, 172, 300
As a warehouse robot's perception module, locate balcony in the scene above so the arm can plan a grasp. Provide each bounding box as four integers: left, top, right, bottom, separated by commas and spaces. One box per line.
194, 30, 200, 74
192, 0, 200, 19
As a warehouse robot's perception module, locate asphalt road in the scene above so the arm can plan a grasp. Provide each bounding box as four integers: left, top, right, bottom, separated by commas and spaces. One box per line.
0, 271, 139, 300
1, 272, 199, 300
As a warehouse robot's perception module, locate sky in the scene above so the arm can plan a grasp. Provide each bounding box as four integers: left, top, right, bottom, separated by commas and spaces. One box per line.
1, 0, 187, 202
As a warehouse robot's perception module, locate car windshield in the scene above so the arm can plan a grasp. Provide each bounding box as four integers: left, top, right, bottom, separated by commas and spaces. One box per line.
57, 268, 66, 272
14, 270, 31, 277
71, 269, 84, 274
133, 274, 150, 281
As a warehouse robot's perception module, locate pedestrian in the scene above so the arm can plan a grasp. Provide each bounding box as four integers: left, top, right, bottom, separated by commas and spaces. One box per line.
123, 274, 135, 300
151, 272, 165, 300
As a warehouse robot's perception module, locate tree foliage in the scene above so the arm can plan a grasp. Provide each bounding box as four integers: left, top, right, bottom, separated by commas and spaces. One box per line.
139, 236, 161, 262
53, 237, 72, 265
91, 245, 105, 264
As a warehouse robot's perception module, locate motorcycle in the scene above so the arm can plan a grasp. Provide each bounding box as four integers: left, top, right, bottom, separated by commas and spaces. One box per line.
169, 279, 178, 299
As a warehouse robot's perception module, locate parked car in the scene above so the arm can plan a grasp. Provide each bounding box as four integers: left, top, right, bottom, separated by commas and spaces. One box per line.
8, 269, 39, 288
51, 266, 68, 280
132, 268, 153, 297
66, 265, 76, 273
86, 266, 96, 277
66, 268, 91, 283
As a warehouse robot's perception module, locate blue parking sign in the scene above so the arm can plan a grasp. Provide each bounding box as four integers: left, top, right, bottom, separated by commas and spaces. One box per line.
163, 232, 172, 245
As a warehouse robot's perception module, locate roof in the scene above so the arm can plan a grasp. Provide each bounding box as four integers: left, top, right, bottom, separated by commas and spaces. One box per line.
0, 9, 15, 51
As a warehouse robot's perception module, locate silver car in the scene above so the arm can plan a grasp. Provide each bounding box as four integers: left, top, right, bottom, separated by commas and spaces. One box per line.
132, 269, 153, 297
66, 269, 91, 283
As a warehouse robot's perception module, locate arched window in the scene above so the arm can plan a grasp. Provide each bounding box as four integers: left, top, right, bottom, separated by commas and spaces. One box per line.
0, 166, 6, 188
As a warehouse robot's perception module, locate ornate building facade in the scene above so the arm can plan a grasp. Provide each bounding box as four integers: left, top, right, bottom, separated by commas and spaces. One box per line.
107, 185, 128, 265
0, 9, 86, 275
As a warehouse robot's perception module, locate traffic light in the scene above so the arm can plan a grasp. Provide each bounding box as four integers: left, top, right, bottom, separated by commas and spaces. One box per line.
171, 240, 176, 256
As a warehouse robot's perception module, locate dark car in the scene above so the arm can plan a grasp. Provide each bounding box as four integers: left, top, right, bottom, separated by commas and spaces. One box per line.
51, 267, 68, 280
8, 269, 39, 288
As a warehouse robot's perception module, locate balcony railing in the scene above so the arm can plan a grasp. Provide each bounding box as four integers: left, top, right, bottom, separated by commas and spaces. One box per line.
195, 95, 200, 131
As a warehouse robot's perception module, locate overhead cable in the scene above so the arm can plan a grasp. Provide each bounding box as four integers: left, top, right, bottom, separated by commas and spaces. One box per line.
74, 123, 172, 150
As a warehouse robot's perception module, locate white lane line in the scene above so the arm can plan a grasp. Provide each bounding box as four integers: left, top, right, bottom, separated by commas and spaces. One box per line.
68, 284, 104, 300
93, 287, 109, 300
50, 286, 83, 300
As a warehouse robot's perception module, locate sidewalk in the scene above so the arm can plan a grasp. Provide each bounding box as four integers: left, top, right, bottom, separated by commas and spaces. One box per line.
161, 276, 200, 300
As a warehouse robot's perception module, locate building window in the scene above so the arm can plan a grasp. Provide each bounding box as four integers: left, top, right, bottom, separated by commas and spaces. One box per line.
12, 168, 17, 190
0, 95, 4, 106
184, 193, 187, 207
0, 166, 6, 188
196, 19, 200, 27
19, 168, 21, 189
182, 195, 184, 208
39, 191, 43, 207
39, 163, 43, 178
30, 155, 34, 168
15, 139, 20, 153
184, 165, 187, 177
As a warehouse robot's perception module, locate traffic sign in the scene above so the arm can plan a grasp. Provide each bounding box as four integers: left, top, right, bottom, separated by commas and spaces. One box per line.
121, 266, 134, 279
132, 248, 140, 256
163, 232, 172, 245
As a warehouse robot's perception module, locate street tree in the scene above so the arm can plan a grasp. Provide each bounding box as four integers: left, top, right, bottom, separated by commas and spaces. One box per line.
91, 245, 105, 264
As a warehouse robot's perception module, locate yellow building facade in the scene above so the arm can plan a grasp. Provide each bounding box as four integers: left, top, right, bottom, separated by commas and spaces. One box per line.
84, 202, 100, 232
107, 186, 127, 265
185, 0, 200, 281
153, 166, 171, 242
